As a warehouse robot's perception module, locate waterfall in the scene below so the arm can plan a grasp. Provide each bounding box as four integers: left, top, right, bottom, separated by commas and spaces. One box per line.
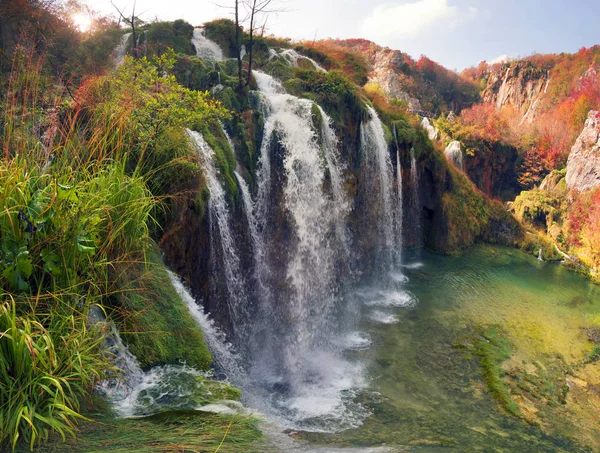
186, 129, 250, 342
234, 170, 272, 311
410, 147, 422, 248
279, 48, 327, 72
396, 147, 404, 268
113, 32, 132, 67
95, 316, 145, 413
444, 140, 464, 170
538, 248, 544, 261
360, 106, 402, 270
421, 117, 438, 141
253, 70, 345, 362
317, 105, 351, 255
192, 28, 225, 60
245, 71, 364, 431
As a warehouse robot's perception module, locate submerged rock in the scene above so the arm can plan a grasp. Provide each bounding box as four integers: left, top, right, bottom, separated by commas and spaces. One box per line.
566, 111, 600, 192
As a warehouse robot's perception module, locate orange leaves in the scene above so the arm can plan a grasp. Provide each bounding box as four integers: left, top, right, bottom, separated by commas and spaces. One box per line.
567, 188, 600, 256
459, 104, 510, 143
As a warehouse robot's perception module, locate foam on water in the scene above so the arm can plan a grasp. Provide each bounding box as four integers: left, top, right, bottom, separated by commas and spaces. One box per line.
368, 311, 400, 325
337, 331, 373, 351
357, 286, 417, 308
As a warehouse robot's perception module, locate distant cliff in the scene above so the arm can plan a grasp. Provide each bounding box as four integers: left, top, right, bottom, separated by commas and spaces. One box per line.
481, 61, 549, 123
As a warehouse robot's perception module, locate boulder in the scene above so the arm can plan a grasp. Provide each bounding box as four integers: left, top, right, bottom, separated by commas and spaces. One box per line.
566, 111, 600, 192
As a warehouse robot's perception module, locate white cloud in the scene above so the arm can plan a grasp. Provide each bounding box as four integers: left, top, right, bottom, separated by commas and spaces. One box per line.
362, 0, 477, 40
489, 54, 513, 65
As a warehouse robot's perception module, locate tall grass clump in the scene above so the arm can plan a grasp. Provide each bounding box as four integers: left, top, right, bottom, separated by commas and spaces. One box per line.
0, 299, 104, 451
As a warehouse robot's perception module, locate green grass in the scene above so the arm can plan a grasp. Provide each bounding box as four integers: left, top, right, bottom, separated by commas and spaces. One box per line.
29, 410, 266, 453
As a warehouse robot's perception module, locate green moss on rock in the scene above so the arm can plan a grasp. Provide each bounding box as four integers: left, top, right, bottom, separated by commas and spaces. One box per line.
112, 245, 212, 370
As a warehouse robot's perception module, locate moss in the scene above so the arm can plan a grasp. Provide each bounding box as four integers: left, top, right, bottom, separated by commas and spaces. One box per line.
112, 245, 212, 370
203, 19, 240, 58
472, 326, 522, 417
511, 189, 566, 228
145, 20, 195, 57
198, 122, 238, 203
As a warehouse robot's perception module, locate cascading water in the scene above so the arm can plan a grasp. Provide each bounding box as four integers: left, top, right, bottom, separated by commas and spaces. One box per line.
360, 106, 402, 271
192, 27, 225, 60
243, 70, 365, 431
317, 105, 351, 256
187, 129, 250, 343
421, 117, 438, 141
444, 140, 464, 170
113, 32, 132, 67
168, 270, 247, 389
279, 48, 327, 72
96, 308, 226, 418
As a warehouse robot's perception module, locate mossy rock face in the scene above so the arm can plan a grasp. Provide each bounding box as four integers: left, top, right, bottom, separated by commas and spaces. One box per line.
112, 246, 212, 370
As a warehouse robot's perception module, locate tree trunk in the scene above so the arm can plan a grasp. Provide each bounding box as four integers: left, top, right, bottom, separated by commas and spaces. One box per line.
246, 0, 256, 86
235, 0, 243, 91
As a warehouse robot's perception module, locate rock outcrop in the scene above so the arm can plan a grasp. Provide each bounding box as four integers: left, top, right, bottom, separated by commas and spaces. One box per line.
566, 111, 600, 192
369, 47, 422, 110
482, 61, 548, 122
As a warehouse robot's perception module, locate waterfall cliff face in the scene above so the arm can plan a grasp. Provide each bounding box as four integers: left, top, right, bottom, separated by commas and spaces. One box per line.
165, 39, 420, 429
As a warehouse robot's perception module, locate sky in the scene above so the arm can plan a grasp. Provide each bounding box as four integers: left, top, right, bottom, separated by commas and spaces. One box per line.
84, 0, 600, 70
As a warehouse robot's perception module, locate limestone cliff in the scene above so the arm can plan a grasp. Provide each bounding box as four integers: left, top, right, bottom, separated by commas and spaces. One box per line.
566, 110, 600, 192
481, 61, 548, 122
332, 39, 479, 114
368, 46, 423, 111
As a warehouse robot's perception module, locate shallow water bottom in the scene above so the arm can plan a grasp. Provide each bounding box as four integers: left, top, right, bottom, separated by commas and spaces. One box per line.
291, 246, 600, 452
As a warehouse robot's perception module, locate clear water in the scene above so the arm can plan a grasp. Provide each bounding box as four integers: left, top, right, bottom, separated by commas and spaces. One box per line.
296, 246, 600, 452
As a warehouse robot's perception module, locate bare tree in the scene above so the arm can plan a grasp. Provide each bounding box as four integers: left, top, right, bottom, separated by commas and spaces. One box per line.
235, 0, 243, 91
111, 1, 143, 58
244, 0, 282, 86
